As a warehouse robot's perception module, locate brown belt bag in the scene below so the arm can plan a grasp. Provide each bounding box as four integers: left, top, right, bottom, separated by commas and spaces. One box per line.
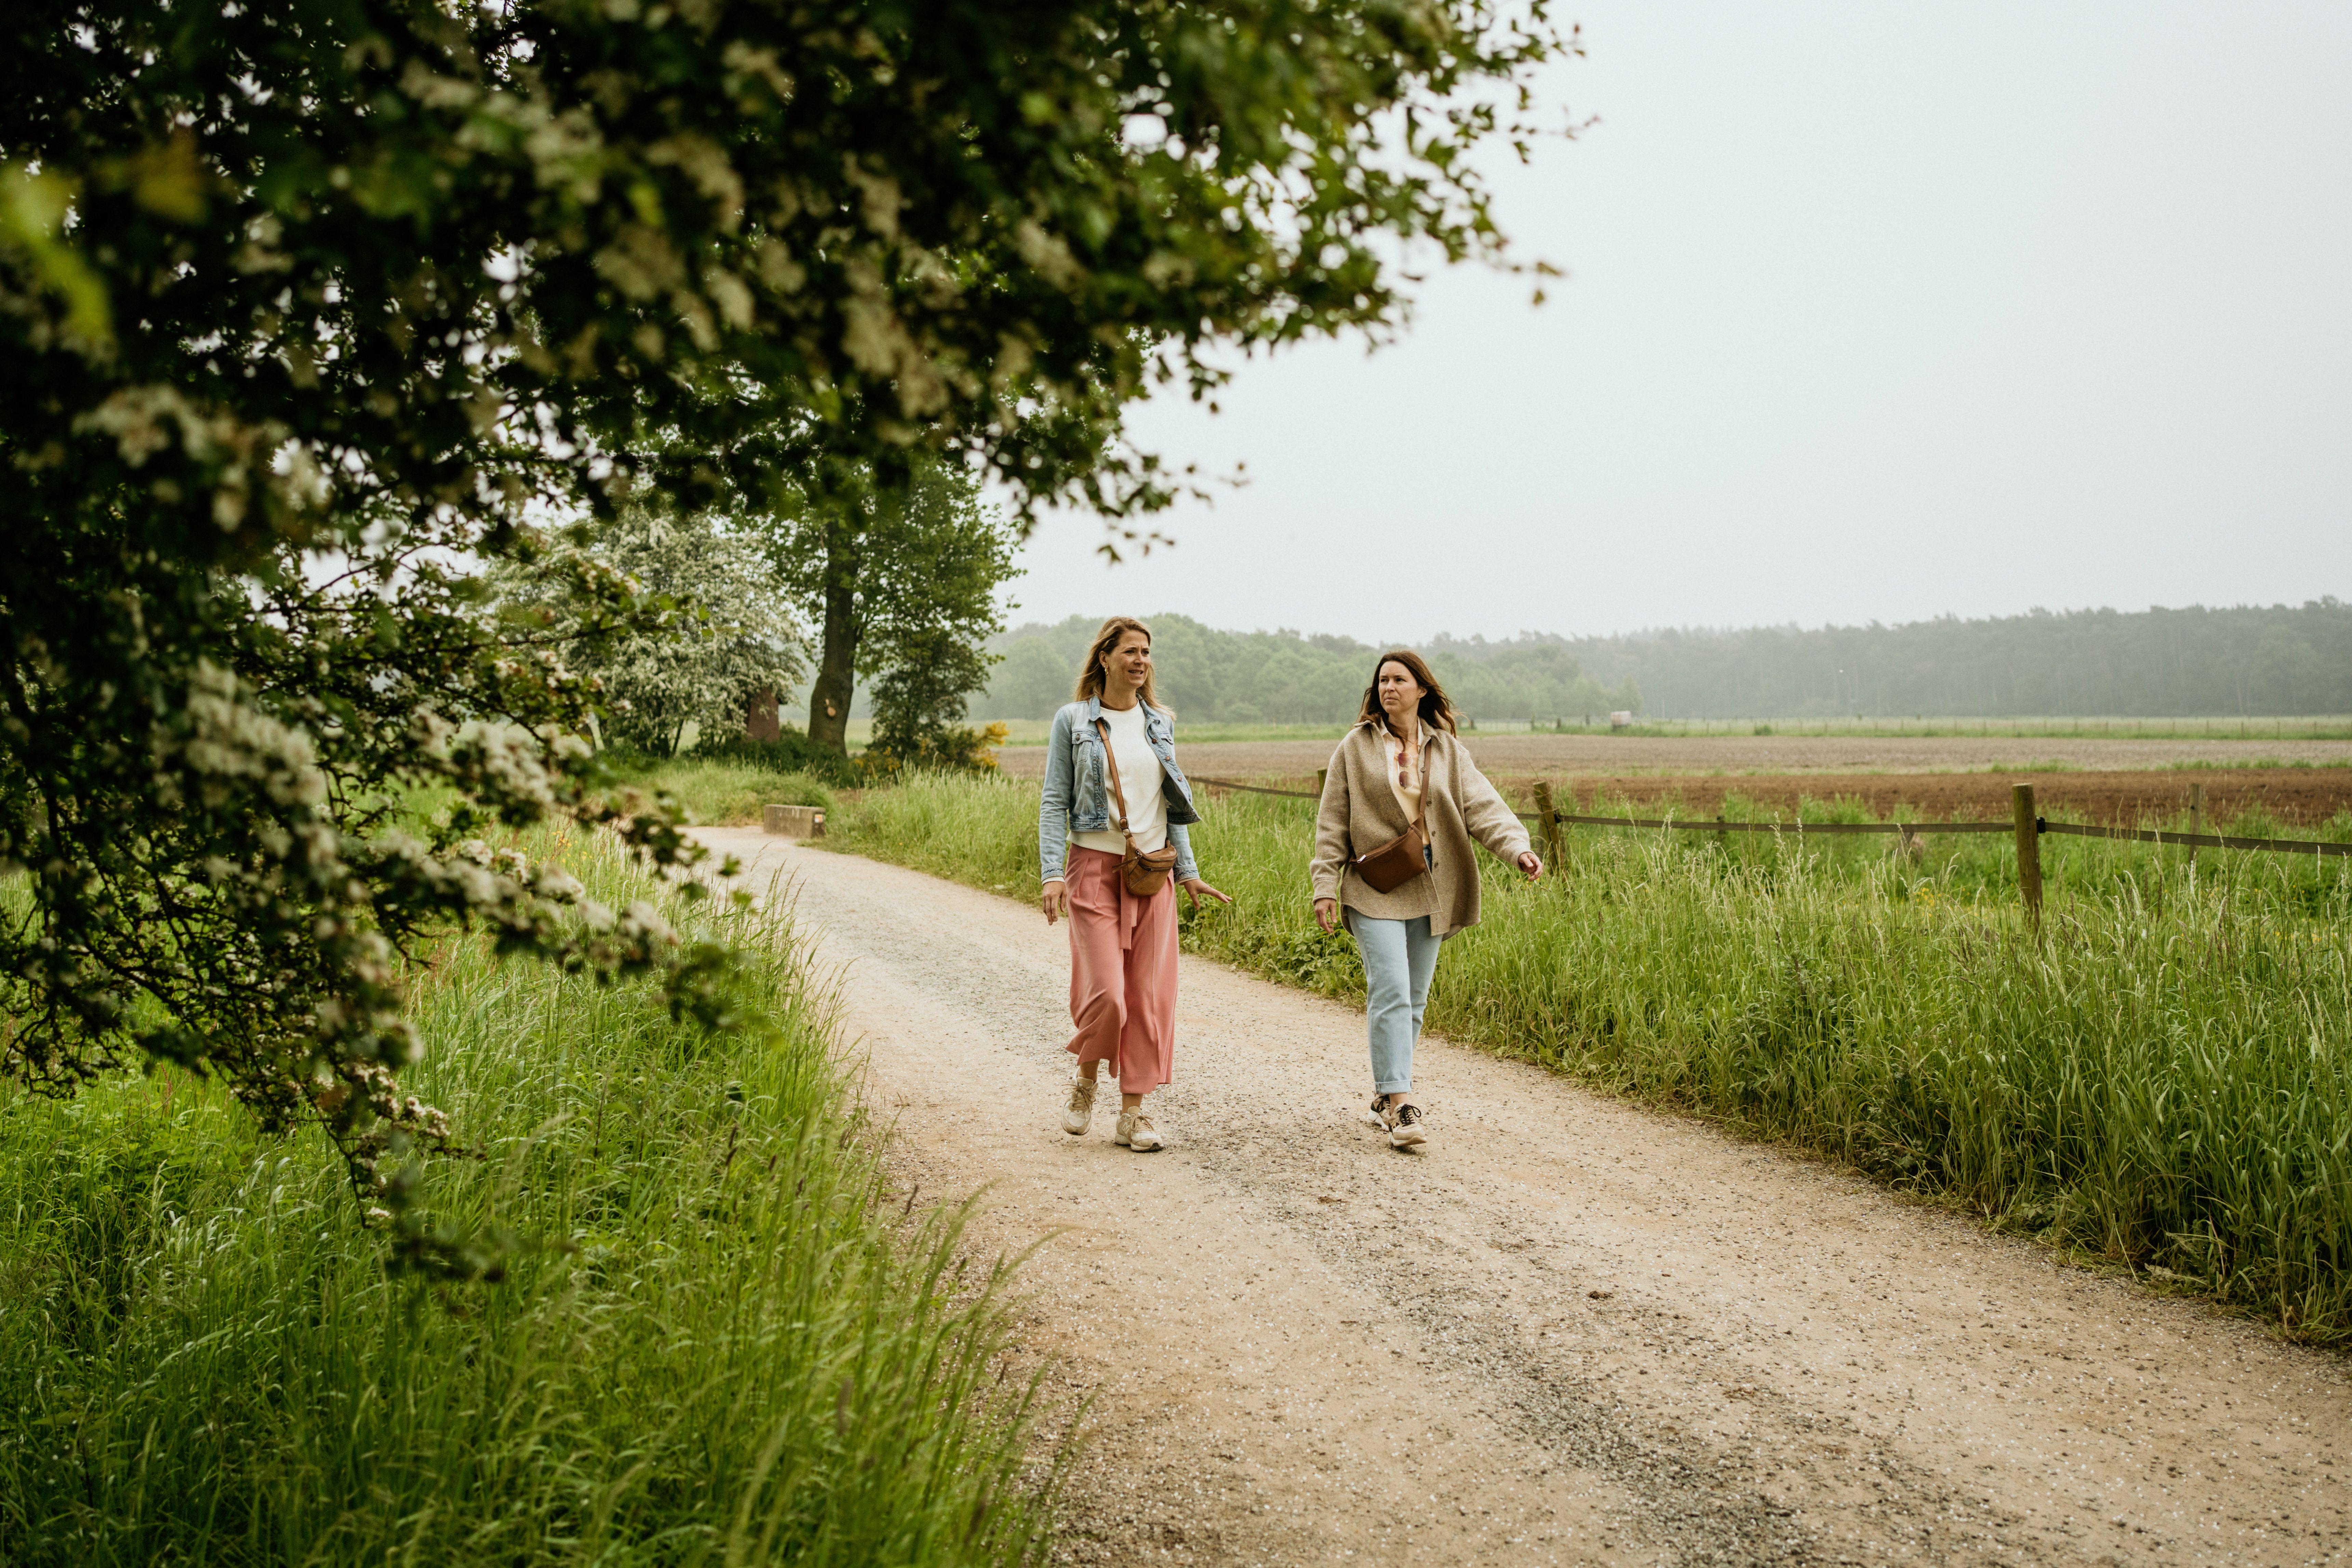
1096, 718, 1178, 897
1352, 805, 1429, 894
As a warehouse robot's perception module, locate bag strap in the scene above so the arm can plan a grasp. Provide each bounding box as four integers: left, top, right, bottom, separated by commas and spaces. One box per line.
1093, 717, 1133, 835
1392, 721, 1428, 838
1351, 722, 1428, 865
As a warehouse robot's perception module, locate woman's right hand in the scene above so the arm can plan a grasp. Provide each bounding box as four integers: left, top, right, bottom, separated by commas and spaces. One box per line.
1042, 880, 1070, 925
1313, 897, 1339, 934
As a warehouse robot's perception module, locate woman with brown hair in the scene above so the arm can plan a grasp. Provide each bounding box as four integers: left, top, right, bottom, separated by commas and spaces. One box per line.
1310, 649, 1540, 1149
1039, 617, 1231, 1151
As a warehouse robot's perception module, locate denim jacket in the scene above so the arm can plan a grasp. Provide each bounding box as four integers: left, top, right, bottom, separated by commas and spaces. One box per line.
1038, 697, 1201, 885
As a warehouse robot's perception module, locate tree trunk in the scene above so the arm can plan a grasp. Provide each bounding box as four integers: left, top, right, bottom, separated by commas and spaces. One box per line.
744, 686, 781, 743
807, 521, 859, 753
801, 459, 919, 755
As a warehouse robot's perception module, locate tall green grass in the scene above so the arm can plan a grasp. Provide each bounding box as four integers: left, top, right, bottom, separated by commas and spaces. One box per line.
0, 827, 1054, 1566
1551, 783, 2352, 913
834, 774, 2352, 1340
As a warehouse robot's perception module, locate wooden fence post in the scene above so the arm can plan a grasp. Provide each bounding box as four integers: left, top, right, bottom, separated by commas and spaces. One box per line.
2187, 780, 2204, 872
1533, 781, 1565, 871
1315, 767, 1328, 798
2012, 782, 2043, 929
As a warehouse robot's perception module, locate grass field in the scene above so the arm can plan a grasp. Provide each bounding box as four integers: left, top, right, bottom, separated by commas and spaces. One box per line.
832, 773, 2352, 1341
0, 826, 1055, 1567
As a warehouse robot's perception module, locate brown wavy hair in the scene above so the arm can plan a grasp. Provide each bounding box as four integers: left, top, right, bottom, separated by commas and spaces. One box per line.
1355, 648, 1459, 735
1073, 616, 1169, 713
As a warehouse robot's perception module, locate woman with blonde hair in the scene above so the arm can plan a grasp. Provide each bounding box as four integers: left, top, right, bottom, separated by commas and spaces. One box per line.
1039, 617, 1231, 1151
1310, 649, 1540, 1149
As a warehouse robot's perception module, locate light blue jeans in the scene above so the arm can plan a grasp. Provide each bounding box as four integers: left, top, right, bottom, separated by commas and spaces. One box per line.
1351, 913, 1442, 1095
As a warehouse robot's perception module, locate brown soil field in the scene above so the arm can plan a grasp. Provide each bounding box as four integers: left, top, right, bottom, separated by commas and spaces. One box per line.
996, 736, 2352, 825
1499, 768, 2352, 826
998, 732, 2352, 779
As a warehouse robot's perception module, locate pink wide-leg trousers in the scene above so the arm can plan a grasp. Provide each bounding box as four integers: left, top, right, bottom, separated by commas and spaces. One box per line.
1063, 846, 1178, 1090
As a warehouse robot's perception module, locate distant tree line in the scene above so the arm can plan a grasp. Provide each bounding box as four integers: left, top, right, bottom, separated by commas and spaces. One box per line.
975, 599, 2352, 724
973, 616, 1642, 725
1555, 600, 2352, 718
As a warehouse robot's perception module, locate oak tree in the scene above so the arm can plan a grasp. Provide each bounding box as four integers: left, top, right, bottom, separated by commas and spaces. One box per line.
758, 456, 1014, 757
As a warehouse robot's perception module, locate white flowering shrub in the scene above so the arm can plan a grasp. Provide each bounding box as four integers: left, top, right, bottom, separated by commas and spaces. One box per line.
497, 510, 805, 759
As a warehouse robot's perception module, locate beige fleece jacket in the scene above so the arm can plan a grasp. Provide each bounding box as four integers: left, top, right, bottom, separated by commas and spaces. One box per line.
1309, 722, 1532, 937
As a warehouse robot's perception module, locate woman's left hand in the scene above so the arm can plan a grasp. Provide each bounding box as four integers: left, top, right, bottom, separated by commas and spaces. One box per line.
1517, 852, 1543, 881
1179, 877, 1233, 911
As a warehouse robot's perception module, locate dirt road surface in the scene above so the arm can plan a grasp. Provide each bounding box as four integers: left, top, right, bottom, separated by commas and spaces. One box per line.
996, 735, 2352, 782
699, 827, 2352, 1567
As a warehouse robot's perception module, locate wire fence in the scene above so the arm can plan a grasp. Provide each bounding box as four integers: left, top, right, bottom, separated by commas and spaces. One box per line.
1188, 777, 2352, 860
1189, 776, 1327, 801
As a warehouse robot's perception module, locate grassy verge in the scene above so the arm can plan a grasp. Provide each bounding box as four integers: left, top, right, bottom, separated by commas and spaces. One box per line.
0, 825, 1055, 1566
832, 773, 2352, 1341
607, 756, 840, 827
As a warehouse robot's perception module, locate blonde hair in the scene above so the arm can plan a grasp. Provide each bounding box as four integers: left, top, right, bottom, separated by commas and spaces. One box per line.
1074, 616, 1169, 713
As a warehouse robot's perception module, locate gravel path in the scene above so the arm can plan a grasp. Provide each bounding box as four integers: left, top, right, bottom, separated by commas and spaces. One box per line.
699, 828, 2352, 1567
995, 735, 2352, 781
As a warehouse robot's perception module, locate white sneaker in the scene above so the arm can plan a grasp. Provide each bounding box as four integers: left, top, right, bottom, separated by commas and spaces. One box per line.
1387, 1101, 1427, 1150
1114, 1109, 1165, 1151
1063, 1077, 1098, 1136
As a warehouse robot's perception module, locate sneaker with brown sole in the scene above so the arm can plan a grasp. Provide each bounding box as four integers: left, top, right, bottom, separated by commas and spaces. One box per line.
1114, 1109, 1165, 1151
1063, 1076, 1099, 1136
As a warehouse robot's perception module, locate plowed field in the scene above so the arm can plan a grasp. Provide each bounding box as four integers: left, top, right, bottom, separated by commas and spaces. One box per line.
997, 734, 2352, 825
999, 732, 2352, 779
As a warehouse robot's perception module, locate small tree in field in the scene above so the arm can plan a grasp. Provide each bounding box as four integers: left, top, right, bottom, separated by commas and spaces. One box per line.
867, 628, 1004, 773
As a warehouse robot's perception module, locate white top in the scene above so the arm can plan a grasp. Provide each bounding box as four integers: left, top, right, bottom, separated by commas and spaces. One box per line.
1072, 701, 1169, 859
1378, 718, 1429, 823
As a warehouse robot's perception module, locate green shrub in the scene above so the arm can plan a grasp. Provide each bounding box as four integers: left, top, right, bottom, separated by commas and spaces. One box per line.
693, 727, 862, 786
859, 722, 1011, 782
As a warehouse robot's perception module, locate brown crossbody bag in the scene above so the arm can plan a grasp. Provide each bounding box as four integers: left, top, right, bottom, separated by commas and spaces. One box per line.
1095, 718, 1179, 897
1351, 730, 1431, 894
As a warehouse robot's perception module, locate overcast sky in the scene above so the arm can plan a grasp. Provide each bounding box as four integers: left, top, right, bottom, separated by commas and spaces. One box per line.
1000, 1, 2352, 643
